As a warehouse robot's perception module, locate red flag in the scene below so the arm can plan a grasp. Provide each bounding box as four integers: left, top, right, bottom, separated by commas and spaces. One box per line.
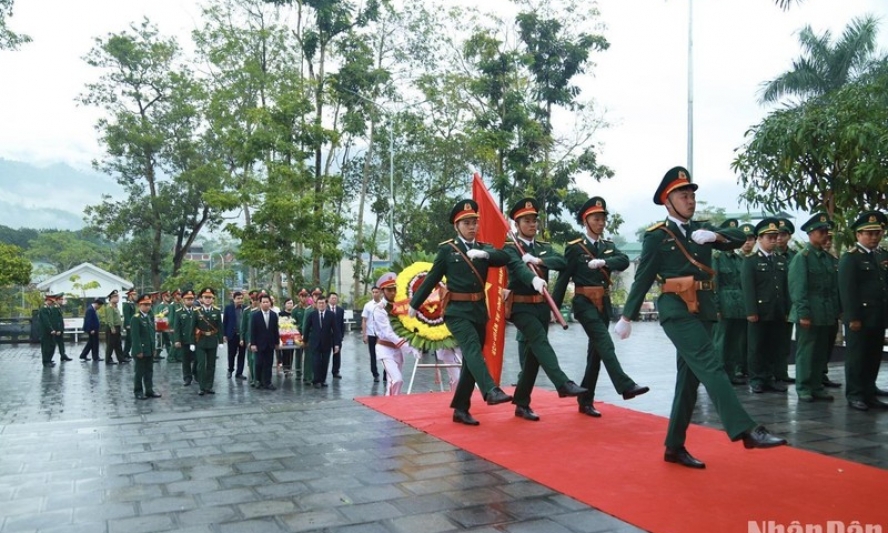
471, 172, 509, 385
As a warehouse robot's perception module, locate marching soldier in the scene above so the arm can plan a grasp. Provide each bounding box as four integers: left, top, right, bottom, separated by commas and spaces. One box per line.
130, 293, 161, 400
167, 289, 182, 363
122, 288, 137, 359
102, 289, 127, 364
194, 287, 224, 396
173, 289, 198, 386
789, 213, 839, 402
712, 220, 753, 384
742, 218, 790, 394
616, 166, 785, 469
504, 198, 586, 422
552, 196, 648, 418
774, 218, 797, 383
408, 199, 542, 426
838, 211, 888, 411
38, 293, 69, 366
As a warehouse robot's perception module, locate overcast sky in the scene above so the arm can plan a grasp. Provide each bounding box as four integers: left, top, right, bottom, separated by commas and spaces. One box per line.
1, 0, 886, 237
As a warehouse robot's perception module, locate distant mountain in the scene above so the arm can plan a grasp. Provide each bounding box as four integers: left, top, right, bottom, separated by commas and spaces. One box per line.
0, 159, 123, 230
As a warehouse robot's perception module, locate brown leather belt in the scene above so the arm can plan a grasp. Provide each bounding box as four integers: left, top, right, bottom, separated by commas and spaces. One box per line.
575, 286, 608, 298
377, 339, 399, 349
695, 280, 716, 291
448, 291, 485, 302
512, 294, 545, 304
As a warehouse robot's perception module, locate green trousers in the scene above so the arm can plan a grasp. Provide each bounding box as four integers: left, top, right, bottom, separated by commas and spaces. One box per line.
123, 327, 132, 357
511, 304, 571, 407
844, 326, 884, 403
794, 324, 832, 396
661, 317, 756, 448
713, 318, 747, 377
774, 321, 794, 380
301, 348, 314, 383
747, 320, 783, 388
133, 354, 155, 395
40, 336, 57, 364
574, 306, 635, 406
181, 346, 196, 382
447, 315, 496, 412
196, 346, 217, 392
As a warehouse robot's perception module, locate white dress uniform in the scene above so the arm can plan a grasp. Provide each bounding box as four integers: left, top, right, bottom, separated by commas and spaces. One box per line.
371, 297, 415, 395
435, 347, 462, 391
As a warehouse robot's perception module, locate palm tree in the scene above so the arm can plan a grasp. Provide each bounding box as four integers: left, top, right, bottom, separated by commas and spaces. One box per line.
759, 15, 882, 104
774, 0, 804, 10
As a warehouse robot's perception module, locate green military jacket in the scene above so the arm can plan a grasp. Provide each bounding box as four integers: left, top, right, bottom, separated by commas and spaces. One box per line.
838, 244, 888, 328
240, 306, 258, 345
194, 305, 223, 348
38, 304, 63, 337
504, 239, 566, 296
129, 311, 156, 357
102, 304, 123, 330
409, 238, 532, 324
712, 249, 746, 319
122, 301, 135, 334
623, 219, 744, 323
788, 244, 839, 326
173, 305, 197, 345
291, 306, 307, 335
741, 251, 790, 321
552, 236, 629, 322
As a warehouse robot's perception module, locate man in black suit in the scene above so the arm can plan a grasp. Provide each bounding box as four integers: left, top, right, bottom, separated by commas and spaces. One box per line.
223, 291, 246, 379
302, 295, 342, 388
79, 297, 105, 361
250, 294, 280, 390
328, 292, 347, 379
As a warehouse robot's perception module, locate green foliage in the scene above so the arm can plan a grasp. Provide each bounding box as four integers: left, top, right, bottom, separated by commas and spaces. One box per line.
0, 0, 30, 50
25, 231, 113, 272
67, 274, 101, 298
0, 225, 38, 249
162, 260, 233, 296
0, 243, 30, 286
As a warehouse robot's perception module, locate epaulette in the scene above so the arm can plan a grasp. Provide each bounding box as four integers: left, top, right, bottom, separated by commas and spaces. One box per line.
536, 239, 549, 244
848, 247, 859, 253
712, 251, 721, 259
478, 241, 491, 246
439, 238, 454, 246
568, 238, 583, 245
506, 240, 517, 246
647, 221, 665, 232
801, 249, 809, 257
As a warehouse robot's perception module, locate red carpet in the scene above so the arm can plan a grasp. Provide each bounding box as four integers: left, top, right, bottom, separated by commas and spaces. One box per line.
357, 390, 888, 533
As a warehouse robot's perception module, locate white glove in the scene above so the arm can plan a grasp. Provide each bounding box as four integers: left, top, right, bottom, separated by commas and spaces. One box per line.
691, 229, 717, 244
466, 249, 488, 260
400, 344, 415, 358
531, 276, 547, 294
521, 253, 541, 265
408, 306, 418, 318
587, 259, 606, 269
614, 317, 632, 340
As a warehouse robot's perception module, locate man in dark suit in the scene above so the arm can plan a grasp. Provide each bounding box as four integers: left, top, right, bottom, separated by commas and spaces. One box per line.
223, 291, 246, 379
328, 292, 346, 379
302, 295, 341, 388
79, 297, 105, 361
250, 294, 280, 390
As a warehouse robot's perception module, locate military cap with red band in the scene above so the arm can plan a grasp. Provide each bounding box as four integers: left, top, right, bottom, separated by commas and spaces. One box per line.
449, 199, 480, 224
654, 166, 698, 205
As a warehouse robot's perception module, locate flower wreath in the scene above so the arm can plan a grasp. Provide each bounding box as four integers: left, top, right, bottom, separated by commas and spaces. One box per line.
391, 261, 457, 352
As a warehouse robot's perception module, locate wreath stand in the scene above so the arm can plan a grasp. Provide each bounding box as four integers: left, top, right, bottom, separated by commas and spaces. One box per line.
406, 350, 462, 394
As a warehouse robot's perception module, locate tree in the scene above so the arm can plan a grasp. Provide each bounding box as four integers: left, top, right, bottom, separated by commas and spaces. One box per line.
25, 231, 113, 273
0, 0, 30, 50
0, 243, 30, 286
759, 15, 882, 105
80, 19, 234, 288
162, 261, 233, 298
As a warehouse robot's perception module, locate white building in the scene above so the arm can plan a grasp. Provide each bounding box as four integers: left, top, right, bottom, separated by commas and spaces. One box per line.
35, 263, 133, 299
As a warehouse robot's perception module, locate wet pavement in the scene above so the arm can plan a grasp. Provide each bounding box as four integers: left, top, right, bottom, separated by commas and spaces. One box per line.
1, 322, 887, 532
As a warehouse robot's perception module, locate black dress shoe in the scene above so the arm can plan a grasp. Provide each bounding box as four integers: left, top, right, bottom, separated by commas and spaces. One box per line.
622, 384, 650, 400
452, 409, 480, 426
578, 404, 602, 418
485, 387, 512, 405
183, 378, 192, 386
61, 356, 73, 362
333, 373, 342, 379
313, 383, 322, 389
556, 381, 587, 398
778, 376, 796, 384
749, 383, 765, 393
265, 384, 276, 391
198, 390, 205, 396
146, 392, 161, 398
235, 375, 247, 380
135, 393, 147, 400
766, 381, 788, 392
866, 398, 888, 409
848, 400, 868, 411
320, 383, 328, 387
106, 360, 117, 365
875, 388, 888, 397
206, 389, 215, 394
730, 376, 747, 385
514, 405, 540, 421
740, 425, 787, 449
822, 378, 842, 388
227, 371, 232, 378
373, 376, 380, 383
80, 356, 88, 361
664, 447, 706, 469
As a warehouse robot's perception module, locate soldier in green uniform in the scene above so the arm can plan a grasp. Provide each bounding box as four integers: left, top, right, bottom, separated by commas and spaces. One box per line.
167, 289, 183, 363
194, 287, 224, 395
789, 213, 840, 402
820, 231, 843, 389
409, 199, 540, 426
173, 289, 198, 386
153, 291, 172, 361
122, 288, 137, 359
742, 218, 790, 394
130, 293, 161, 400
552, 197, 649, 418
239, 290, 258, 385
712, 220, 754, 384
102, 289, 126, 365
617, 166, 785, 469
291, 288, 310, 376
774, 218, 797, 383
503, 198, 586, 421
38, 293, 69, 366
839, 211, 888, 411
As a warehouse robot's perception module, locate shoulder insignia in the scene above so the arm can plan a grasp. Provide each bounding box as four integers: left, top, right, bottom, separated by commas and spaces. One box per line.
568, 238, 583, 245
438, 238, 454, 246
848, 248, 859, 254
477, 241, 491, 246
647, 221, 665, 232
536, 239, 549, 244
801, 249, 809, 257
713, 251, 721, 259
506, 240, 517, 246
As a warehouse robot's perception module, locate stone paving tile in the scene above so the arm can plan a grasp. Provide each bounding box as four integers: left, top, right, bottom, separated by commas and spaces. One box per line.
2, 325, 887, 533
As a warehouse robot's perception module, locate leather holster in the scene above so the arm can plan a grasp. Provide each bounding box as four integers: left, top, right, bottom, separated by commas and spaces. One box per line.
661, 276, 699, 314
575, 286, 607, 314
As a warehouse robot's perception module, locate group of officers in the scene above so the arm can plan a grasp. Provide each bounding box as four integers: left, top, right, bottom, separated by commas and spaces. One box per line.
399, 165, 886, 469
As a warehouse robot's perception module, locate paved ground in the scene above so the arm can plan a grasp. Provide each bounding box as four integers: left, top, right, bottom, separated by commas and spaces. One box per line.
1, 322, 887, 533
